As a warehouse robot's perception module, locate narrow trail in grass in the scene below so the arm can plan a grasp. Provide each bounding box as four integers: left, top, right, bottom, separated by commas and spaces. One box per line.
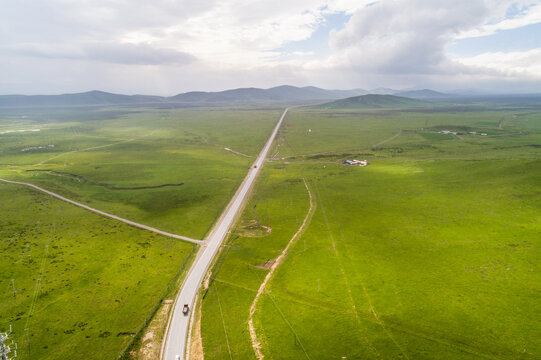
248, 179, 315, 360
372, 129, 402, 148
317, 182, 412, 359
314, 183, 382, 358
214, 285, 233, 360
0, 178, 202, 244
34, 130, 156, 166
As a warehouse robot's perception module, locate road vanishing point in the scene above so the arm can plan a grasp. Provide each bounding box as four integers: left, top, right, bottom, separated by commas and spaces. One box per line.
162, 107, 291, 360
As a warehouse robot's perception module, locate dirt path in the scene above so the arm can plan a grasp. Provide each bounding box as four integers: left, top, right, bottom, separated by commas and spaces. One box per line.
0, 178, 202, 244
189, 299, 205, 360
34, 130, 156, 166
248, 179, 315, 360
223, 147, 253, 158
372, 130, 402, 148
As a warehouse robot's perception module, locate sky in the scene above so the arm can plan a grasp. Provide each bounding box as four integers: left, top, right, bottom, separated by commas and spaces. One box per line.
1, 0, 541, 95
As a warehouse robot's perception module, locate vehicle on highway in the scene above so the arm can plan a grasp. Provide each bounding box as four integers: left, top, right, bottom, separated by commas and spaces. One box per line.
182, 304, 189, 315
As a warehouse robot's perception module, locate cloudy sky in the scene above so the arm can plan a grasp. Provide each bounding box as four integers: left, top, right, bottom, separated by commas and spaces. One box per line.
1, 0, 540, 95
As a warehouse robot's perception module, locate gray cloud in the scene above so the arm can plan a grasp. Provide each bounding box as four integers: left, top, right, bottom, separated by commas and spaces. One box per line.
83, 43, 196, 65
3, 42, 195, 65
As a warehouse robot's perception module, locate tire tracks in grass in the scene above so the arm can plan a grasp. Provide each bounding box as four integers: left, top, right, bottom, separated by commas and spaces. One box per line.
334, 225, 410, 360
214, 284, 233, 360
34, 130, 156, 166
372, 130, 402, 148
313, 182, 384, 359
326, 205, 503, 359
248, 179, 315, 360
327, 204, 411, 359
213, 278, 258, 293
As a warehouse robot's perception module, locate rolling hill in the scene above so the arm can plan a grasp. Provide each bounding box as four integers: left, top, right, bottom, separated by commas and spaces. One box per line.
316, 94, 431, 109
394, 89, 451, 99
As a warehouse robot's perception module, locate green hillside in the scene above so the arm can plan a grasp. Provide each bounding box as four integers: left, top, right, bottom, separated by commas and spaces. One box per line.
316, 94, 431, 109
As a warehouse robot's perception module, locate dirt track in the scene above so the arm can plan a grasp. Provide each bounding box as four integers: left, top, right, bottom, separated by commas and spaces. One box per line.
34, 130, 156, 166
0, 178, 202, 244
223, 147, 253, 158
248, 178, 315, 360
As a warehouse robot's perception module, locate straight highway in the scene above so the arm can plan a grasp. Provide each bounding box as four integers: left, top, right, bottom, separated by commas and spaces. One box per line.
162, 107, 291, 360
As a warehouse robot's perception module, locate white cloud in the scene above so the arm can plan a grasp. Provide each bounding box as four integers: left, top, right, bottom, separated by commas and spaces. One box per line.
1, 0, 540, 94
320, 0, 492, 75
455, 48, 541, 77
457, 2, 541, 39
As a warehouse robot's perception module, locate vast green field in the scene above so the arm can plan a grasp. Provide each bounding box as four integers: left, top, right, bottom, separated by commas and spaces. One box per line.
1, 106, 281, 238
200, 105, 541, 359
0, 105, 282, 359
0, 183, 195, 359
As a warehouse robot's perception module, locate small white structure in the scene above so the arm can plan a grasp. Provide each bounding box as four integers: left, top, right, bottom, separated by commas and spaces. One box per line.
344, 159, 368, 167
439, 130, 457, 135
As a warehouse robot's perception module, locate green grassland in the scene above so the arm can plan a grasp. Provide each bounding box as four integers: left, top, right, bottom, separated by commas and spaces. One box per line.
0, 183, 195, 360
200, 106, 541, 359
0, 105, 283, 359
0, 107, 282, 238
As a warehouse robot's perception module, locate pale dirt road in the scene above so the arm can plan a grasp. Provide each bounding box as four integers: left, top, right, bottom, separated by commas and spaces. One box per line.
248, 179, 315, 360
0, 178, 201, 244
223, 147, 253, 158
162, 107, 291, 360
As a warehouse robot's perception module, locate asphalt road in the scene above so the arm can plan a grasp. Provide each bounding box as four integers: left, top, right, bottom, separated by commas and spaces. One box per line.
162, 107, 291, 360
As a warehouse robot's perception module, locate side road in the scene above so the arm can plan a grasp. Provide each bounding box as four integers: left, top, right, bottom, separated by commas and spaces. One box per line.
0, 178, 202, 244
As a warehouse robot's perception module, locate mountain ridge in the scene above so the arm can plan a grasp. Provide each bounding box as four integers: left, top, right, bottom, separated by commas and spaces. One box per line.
0, 86, 370, 107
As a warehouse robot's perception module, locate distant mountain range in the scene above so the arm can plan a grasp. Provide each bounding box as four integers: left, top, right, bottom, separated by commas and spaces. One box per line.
0, 91, 165, 107
8, 86, 534, 108
316, 94, 430, 109
0, 86, 371, 107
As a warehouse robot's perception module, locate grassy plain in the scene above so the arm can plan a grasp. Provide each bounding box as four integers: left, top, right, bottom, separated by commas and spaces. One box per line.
0, 105, 283, 359
1, 107, 281, 238
0, 183, 195, 360
200, 105, 541, 359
